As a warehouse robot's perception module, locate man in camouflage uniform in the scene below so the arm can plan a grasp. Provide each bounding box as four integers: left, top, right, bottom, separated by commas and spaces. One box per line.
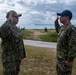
55, 10, 76, 75
0, 10, 26, 75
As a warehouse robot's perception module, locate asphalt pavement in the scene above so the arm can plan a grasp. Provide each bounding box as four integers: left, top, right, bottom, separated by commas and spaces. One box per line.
24, 40, 57, 48
0, 39, 57, 48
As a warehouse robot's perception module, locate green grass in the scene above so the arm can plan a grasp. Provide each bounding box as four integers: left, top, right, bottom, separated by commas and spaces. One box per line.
0, 46, 76, 75
20, 29, 34, 40
20, 29, 58, 42
20, 46, 56, 75
40, 31, 58, 42
20, 46, 76, 75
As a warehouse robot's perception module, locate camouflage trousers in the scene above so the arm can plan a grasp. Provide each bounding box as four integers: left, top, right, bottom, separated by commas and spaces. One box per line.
56, 58, 73, 75
2, 60, 21, 75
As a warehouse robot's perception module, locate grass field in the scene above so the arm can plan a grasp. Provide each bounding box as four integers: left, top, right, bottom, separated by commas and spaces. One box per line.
20, 29, 58, 42
0, 45, 76, 75
20, 46, 56, 75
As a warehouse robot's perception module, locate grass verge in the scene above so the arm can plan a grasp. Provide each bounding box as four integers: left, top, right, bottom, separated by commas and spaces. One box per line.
0, 45, 76, 75
20, 46, 56, 75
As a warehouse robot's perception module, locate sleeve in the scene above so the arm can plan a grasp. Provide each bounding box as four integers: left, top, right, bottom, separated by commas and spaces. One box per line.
0, 27, 1, 37
22, 40, 26, 58
1, 26, 12, 38
54, 19, 60, 33
0, 21, 14, 40
67, 30, 76, 61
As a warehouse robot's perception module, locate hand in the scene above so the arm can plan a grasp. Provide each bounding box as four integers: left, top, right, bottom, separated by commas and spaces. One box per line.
65, 60, 72, 68
56, 16, 60, 21
8, 11, 13, 21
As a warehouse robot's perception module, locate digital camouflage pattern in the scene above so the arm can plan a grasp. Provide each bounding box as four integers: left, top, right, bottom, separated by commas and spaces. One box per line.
55, 20, 76, 75
0, 19, 26, 62
3, 61, 21, 75
57, 23, 76, 62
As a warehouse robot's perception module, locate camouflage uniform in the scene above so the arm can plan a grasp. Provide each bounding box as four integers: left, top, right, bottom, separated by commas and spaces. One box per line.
0, 19, 26, 75
55, 20, 76, 75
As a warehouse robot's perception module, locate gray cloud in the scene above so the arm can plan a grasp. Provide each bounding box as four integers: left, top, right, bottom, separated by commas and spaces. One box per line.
0, 0, 5, 3
0, 0, 76, 28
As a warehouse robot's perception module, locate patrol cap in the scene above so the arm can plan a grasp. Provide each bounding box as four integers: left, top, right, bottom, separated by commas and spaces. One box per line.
6, 10, 22, 18
57, 10, 72, 20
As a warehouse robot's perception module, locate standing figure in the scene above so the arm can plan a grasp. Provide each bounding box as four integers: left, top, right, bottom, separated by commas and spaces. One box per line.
0, 10, 26, 75
55, 10, 76, 75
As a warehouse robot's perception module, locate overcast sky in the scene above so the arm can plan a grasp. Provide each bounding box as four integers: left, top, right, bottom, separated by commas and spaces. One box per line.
0, 0, 76, 28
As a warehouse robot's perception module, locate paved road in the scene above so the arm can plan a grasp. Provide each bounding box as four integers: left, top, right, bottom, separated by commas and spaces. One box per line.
0, 39, 57, 48
24, 40, 57, 48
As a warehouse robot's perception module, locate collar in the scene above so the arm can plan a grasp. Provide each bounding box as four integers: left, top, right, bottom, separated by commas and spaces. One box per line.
63, 22, 72, 28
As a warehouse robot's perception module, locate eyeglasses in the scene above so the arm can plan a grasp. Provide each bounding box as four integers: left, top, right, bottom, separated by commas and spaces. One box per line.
13, 16, 19, 19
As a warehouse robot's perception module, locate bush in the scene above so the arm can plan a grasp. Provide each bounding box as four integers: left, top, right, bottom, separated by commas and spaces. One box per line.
44, 27, 48, 32
20, 29, 34, 39
40, 31, 58, 42
20, 29, 58, 42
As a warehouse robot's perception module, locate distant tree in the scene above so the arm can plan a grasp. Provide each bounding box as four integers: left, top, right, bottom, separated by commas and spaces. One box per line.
21, 27, 25, 30
44, 27, 48, 32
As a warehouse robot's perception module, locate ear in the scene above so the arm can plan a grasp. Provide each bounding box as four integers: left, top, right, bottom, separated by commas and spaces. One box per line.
67, 16, 69, 20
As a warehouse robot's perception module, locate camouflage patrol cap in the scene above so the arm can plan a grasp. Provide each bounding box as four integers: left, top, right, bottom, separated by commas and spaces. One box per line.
6, 10, 22, 18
